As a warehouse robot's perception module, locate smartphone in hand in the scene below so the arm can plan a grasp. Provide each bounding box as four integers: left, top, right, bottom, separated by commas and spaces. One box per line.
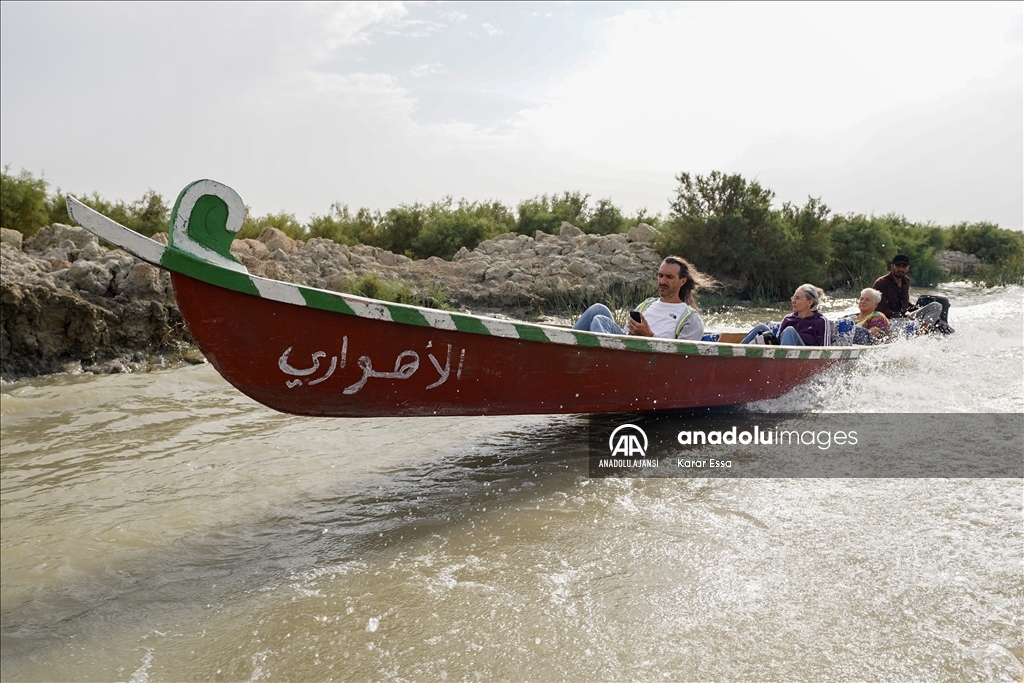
629, 310, 642, 323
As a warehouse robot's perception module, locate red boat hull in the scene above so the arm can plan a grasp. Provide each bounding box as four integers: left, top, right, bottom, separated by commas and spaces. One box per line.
173, 273, 839, 417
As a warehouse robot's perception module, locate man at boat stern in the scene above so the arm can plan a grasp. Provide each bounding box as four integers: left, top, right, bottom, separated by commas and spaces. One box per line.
873, 254, 942, 325
571, 256, 712, 341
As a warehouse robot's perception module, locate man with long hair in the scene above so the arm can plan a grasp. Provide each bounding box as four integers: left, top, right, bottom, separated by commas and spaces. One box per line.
572, 256, 713, 341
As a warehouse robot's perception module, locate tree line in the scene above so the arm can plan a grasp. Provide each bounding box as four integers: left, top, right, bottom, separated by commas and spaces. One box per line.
0, 167, 653, 258
658, 171, 1023, 295
3, 166, 1021, 297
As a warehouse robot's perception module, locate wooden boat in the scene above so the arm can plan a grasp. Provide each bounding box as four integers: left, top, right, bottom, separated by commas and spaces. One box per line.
66, 179, 867, 417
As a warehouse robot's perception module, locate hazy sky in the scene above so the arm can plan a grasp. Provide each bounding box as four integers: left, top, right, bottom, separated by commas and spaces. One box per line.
2, 1, 1021, 229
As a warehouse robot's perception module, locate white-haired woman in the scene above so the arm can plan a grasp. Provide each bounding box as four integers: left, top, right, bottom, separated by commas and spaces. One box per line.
742, 284, 830, 346
846, 287, 890, 344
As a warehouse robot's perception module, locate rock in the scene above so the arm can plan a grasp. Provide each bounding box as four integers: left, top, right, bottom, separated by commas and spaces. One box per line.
1, 228, 23, 250
24, 224, 97, 253
461, 260, 490, 282
258, 227, 302, 254
598, 234, 628, 254
79, 241, 103, 261
230, 239, 272, 272
43, 247, 70, 263
2, 216, 667, 380
934, 249, 983, 275
67, 260, 113, 296
567, 259, 590, 277
484, 265, 512, 282
1, 223, 193, 380
231, 238, 271, 261
627, 223, 658, 243
1, 280, 116, 376
534, 242, 562, 258
121, 263, 166, 300
477, 233, 519, 255
255, 261, 281, 281
559, 222, 584, 237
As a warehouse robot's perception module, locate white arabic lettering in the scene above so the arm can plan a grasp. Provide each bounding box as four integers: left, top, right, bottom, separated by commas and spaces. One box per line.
279, 339, 465, 392
425, 343, 452, 390
279, 339, 347, 388
343, 350, 420, 395
307, 356, 338, 385
279, 347, 325, 376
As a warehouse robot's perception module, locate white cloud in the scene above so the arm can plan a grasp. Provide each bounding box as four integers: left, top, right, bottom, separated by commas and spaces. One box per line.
409, 62, 447, 78
511, 3, 1021, 167
495, 2, 1023, 226
440, 10, 469, 24
284, 2, 409, 63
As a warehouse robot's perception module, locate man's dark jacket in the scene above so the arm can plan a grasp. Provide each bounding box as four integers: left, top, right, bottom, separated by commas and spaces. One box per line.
873, 272, 910, 319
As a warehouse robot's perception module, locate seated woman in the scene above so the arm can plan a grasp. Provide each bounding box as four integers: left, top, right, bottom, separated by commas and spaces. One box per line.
846, 287, 890, 344
742, 284, 830, 346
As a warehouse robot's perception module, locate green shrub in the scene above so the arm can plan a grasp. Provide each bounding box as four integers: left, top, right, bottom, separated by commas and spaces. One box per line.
779, 196, 832, 288
308, 204, 382, 246
889, 219, 947, 286
948, 222, 1024, 265
412, 198, 515, 259
515, 192, 589, 235
627, 207, 661, 230
5, 166, 1012, 292
238, 210, 306, 241
658, 171, 807, 299
342, 272, 416, 303
975, 252, 1024, 286
827, 214, 951, 288
376, 204, 425, 256
827, 215, 895, 290
514, 192, 635, 236
948, 223, 1024, 285
0, 168, 172, 239
1, 166, 50, 236
585, 198, 627, 235
336, 272, 453, 309
42, 185, 170, 237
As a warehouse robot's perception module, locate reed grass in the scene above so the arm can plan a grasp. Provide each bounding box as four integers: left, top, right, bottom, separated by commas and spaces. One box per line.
337, 272, 456, 310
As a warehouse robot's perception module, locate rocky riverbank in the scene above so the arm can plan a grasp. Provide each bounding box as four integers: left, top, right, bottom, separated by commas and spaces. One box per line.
0, 222, 662, 381
0, 221, 990, 382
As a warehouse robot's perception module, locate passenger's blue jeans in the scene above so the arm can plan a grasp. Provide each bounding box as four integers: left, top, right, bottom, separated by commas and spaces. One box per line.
741, 323, 804, 346
572, 303, 625, 335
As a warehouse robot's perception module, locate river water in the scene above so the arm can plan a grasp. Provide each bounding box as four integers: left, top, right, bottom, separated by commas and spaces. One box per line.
1, 284, 1022, 682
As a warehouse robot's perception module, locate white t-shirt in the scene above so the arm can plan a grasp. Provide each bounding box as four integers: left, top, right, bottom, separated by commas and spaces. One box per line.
637, 300, 704, 340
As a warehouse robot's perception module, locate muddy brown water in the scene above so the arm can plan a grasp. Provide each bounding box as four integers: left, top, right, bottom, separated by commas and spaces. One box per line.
2, 285, 1021, 681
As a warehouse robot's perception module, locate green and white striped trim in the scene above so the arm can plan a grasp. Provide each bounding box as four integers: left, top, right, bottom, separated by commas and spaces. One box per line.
66, 195, 864, 361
